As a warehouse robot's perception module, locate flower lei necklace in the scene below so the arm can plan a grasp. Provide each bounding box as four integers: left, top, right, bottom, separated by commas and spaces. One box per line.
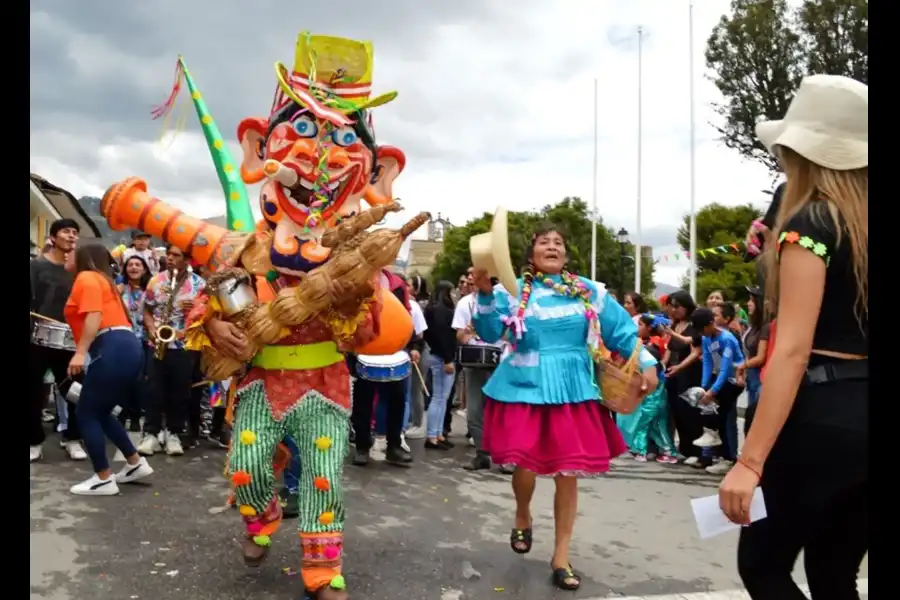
501, 269, 604, 361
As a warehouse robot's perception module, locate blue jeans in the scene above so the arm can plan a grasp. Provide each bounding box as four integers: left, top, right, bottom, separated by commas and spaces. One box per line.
746, 368, 762, 407
79, 330, 143, 472
374, 376, 411, 435
426, 355, 456, 438
282, 435, 302, 493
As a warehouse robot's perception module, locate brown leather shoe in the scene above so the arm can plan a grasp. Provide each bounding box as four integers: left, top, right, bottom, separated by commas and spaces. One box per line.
311, 586, 348, 600
241, 536, 269, 567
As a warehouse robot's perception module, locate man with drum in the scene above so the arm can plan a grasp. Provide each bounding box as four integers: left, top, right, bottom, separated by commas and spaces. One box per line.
350, 269, 421, 467
454, 267, 506, 472
29, 218, 87, 463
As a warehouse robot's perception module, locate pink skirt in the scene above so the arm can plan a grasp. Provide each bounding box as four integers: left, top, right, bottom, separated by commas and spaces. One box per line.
482, 399, 627, 477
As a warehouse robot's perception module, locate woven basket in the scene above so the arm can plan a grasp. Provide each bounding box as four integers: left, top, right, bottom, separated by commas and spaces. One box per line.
597, 339, 645, 415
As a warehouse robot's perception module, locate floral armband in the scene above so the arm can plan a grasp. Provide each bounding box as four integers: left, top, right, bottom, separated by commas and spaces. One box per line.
776, 230, 831, 267
184, 291, 224, 351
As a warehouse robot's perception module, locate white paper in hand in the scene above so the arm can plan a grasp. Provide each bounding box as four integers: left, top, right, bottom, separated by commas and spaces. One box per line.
691, 488, 767, 539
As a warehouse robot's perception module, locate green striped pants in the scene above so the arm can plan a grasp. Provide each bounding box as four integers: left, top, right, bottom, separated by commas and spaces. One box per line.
229, 381, 349, 537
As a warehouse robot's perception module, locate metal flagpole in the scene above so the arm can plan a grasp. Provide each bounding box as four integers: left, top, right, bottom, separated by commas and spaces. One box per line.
635, 26, 644, 294
590, 78, 599, 281
688, 1, 698, 298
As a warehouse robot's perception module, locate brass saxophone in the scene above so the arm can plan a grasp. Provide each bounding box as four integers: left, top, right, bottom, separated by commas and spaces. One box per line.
153, 269, 181, 360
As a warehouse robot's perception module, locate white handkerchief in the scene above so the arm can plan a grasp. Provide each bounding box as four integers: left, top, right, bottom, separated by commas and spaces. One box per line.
691, 488, 767, 539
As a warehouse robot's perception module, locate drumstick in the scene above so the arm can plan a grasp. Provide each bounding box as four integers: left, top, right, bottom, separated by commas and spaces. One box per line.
30, 311, 66, 325
412, 362, 430, 396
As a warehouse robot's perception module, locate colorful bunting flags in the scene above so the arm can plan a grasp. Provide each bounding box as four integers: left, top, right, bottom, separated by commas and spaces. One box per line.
654, 239, 748, 264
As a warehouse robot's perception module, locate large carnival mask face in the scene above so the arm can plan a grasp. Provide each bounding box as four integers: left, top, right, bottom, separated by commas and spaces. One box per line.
236, 103, 404, 276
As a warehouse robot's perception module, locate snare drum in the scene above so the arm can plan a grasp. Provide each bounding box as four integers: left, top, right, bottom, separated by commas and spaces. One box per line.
457, 344, 502, 369
356, 351, 411, 382
32, 321, 76, 352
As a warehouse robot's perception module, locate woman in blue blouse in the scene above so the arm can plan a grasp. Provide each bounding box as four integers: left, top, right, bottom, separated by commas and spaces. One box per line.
116, 255, 152, 435
472, 224, 657, 591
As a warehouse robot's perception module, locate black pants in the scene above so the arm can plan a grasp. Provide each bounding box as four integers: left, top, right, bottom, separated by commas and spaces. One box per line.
351, 377, 405, 452
28, 343, 82, 445
444, 373, 456, 436
210, 406, 227, 435
188, 359, 206, 439
701, 380, 743, 461
737, 378, 868, 599
118, 345, 152, 432
667, 375, 702, 458
144, 349, 198, 436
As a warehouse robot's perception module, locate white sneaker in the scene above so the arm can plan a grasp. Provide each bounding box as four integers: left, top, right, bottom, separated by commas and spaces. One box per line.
165, 434, 184, 456
455, 408, 467, 419
400, 434, 411, 453
467, 436, 475, 447
683, 456, 699, 466
30, 445, 43, 463
65, 441, 88, 461
706, 460, 734, 475
371, 435, 387, 460
692, 428, 723, 448
116, 457, 154, 484
70, 474, 119, 496
404, 425, 426, 440
137, 434, 162, 456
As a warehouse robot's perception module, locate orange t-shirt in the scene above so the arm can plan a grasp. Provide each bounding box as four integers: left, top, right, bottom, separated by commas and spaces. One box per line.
64, 271, 131, 345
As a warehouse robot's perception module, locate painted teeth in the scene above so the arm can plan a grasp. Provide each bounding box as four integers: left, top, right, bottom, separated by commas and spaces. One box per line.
327, 180, 341, 191
299, 179, 315, 190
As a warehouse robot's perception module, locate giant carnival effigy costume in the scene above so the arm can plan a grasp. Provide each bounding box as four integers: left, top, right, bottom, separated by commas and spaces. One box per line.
100, 32, 427, 599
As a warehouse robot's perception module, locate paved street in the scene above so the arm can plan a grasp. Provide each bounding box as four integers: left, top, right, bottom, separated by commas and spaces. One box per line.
31, 416, 867, 600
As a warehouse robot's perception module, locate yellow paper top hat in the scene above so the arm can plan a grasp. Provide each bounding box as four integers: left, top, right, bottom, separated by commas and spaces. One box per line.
272, 31, 397, 126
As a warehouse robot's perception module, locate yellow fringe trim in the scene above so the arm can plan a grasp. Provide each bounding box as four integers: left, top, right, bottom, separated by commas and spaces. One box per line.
185, 296, 224, 352
322, 295, 374, 345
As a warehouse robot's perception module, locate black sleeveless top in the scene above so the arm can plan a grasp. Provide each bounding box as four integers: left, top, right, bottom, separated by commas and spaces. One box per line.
776, 202, 867, 355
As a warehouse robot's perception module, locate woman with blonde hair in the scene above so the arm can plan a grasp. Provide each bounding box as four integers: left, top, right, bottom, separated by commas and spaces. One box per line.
718, 75, 867, 599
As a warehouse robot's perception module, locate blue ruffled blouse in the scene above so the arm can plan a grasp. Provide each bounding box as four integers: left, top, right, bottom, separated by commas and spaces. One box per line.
473, 275, 656, 406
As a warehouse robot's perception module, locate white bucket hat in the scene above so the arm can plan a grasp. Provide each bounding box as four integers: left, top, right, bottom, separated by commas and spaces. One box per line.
755, 74, 867, 171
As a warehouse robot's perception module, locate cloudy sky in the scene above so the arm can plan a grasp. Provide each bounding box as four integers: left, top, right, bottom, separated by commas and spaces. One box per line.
31, 0, 778, 286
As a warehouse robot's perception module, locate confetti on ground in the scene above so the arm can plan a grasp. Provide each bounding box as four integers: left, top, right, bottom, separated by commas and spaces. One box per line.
208, 505, 230, 515
154, 563, 166, 567
494, 587, 505, 592
165, 570, 179, 577
140, 541, 150, 545
149, 571, 158, 575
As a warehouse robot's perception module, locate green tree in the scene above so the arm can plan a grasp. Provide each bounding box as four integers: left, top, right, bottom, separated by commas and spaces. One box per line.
705, 0, 868, 173
676, 203, 759, 303
431, 197, 655, 294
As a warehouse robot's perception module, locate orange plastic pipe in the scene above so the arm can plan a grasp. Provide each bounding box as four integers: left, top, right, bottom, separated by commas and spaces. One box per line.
101, 177, 229, 268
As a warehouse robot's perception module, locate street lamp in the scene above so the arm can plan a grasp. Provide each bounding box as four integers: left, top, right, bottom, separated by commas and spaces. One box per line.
617, 228, 629, 293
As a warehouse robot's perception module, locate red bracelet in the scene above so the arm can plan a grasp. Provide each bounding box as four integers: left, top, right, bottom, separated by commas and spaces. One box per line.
738, 457, 762, 480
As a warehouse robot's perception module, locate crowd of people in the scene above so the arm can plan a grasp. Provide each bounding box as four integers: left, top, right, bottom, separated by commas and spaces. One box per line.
29, 73, 866, 599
